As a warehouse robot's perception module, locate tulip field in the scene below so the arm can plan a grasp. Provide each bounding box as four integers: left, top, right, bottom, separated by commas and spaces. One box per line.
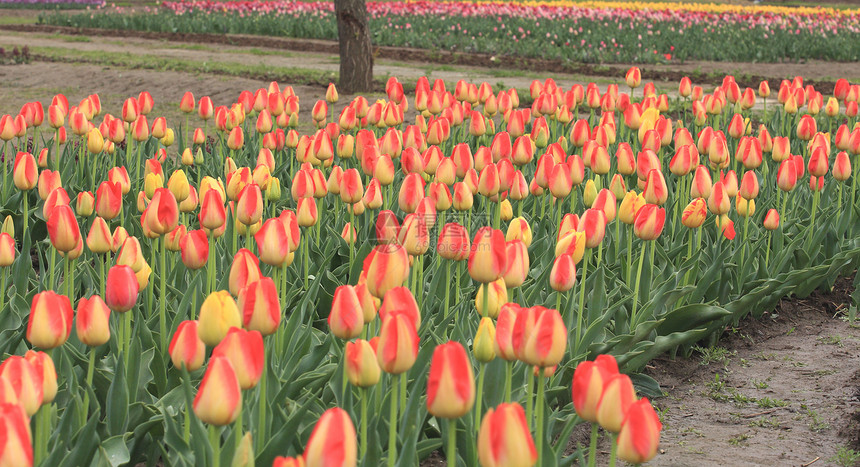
41, 0, 860, 63
4, 31, 860, 466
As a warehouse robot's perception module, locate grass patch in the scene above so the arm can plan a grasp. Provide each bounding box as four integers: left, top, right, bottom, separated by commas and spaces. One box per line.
694, 346, 735, 366
829, 446, 860, 467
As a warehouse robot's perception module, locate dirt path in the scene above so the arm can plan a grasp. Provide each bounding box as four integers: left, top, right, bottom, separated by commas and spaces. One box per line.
641, 277, 860, 466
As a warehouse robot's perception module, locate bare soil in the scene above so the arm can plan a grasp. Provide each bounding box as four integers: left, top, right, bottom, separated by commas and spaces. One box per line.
647, 276, 860, 466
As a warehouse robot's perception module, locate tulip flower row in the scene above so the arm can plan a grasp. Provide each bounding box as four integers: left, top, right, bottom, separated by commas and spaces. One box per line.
44, 0, 860, 63
0, 0, 103, 8
1, 64, 859, 467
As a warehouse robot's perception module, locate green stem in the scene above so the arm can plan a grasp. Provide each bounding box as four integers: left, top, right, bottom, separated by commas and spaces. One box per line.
626, 226, 633, 283
608, 432, 618, 467
124, 308, 132, 369
444, 260, 452, 321
234, 403, 243, 451
209, 425, 221, 467
447, 418, 458, 467
82, 349, 96, 421
22, 189, 28, 238
303, 231, 310, 290
587, 423, 599, 467
504, 361, 512, 403
349, 206, 355, 283
257, 352, 267, 452
360, 388, 369, 460
160, 236, 167, 353
574, 249, 591, 352
525, 370, 534, 429
536, 372, 546, 463
807, 188, 820, 251
475, 363, 486, 433
631, 241, 647, 324
388, 374, 400, 467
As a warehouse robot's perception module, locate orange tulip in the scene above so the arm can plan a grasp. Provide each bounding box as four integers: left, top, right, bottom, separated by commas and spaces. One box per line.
763, 209, 780, 230
617, 399, 662, 464
76, 295, 111, 347
503, 240, 529, 289
254, 218, 289, 267
193, 355, 242, 426
46, 204, 80, 253
329, 285, 365, 340
681, 198, 707, 229
468, 227, 507, 283
519, 308, 567, 368
577, 209, 606, 249
397, 213, 430, 256
345, 339, 381, 388
235, 277, 280, 336
211, 327, 264, 390
27, 290, 73, 350
633, 204, 665, 241
477, 403, 537, 467
596, 373, 637, 433
379, 286, 421, 329
13, 152, 37, 191
572, 355, 619, 423
0, 356, 43, 416
236, 183, 263, 226
549, 254, 576, 292
362, 244, 410, 299
834, 151, 852, 181
143, 188, 179, 236
437, 223, 470, 261
105, 264, 139, 313
167, 320, 206, 371
427, 341, 475, 419
178, 229, 208, 270
376, 313, 419, 374
0, 233, 15, 267
0, 402, 32, 466
707, 181, 730, 215
304, 407, 357, 467
229, 249, 262, 296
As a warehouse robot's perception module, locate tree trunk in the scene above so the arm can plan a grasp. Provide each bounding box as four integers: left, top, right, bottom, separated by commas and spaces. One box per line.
334, 0, 373, 94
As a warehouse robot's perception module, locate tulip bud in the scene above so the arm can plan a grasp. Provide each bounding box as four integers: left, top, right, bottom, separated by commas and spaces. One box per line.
617, 399, 662, 465
166, 320, 205, 372
478, 403, 537, 467
596, 373, 637, 433
345, 339, 381, 388
27, 290, 73, 349
633, 204, 666, 241
193, 355, 242, 426
474, 317, 496, 363
427, 341, 476, 419
502, 240, 529, 289
76, 295, 111, 347
235, 277, 280, 336
273, 457, 305, 467
379, 287, 421, 329
105, 264, 140, 313
198, 291, 242, 346
303, 408, 357, 467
